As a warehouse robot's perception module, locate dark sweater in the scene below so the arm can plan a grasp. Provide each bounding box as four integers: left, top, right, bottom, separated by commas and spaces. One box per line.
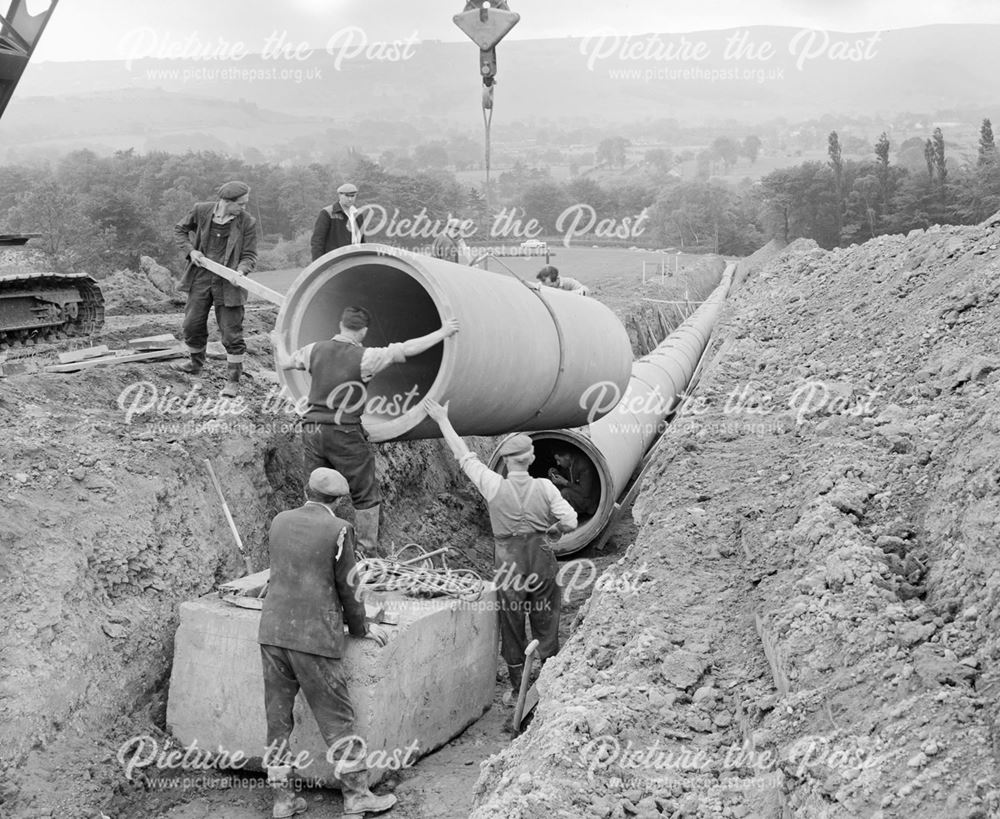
310, 203, 366, 260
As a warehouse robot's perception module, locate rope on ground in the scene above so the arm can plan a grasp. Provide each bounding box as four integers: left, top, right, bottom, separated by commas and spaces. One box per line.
353, 543, 487, 601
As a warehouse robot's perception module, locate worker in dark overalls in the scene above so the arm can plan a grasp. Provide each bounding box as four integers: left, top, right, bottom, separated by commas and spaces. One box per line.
423, 399, 577, 698
549, 448, 600, 517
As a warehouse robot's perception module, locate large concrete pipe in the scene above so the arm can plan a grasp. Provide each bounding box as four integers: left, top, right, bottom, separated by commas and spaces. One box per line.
490, 263, 736, 555
274, 244, 633, 442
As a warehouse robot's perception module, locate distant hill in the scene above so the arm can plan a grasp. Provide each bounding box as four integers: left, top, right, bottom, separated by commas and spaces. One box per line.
2, 25, 999, 156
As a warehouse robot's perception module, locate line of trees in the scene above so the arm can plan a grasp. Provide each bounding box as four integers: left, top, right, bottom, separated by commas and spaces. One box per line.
2, 121, 999, 273
757, 120, 1000, 247
644, 120, 1000, 254
0, 149, 478, 273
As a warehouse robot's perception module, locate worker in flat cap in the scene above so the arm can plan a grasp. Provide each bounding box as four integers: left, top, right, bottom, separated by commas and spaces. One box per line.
423, 399, 577, 704
258, 467, 397, 818
311, 182, 366, 261
271, 307, 459, 557
173, 180, 258, 397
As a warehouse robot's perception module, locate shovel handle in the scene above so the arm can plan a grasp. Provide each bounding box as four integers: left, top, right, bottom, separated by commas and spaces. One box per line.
205, 458, 254, 576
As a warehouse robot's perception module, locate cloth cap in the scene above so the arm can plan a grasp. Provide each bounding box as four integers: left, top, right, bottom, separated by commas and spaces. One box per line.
308, 468, 350, 497
341, 306, 371, 330
217, 181, 250, 201
498, 433, 534, 458
337, 182, 359, 194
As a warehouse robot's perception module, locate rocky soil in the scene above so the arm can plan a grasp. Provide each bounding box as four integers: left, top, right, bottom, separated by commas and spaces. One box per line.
470, 219, 1000, 818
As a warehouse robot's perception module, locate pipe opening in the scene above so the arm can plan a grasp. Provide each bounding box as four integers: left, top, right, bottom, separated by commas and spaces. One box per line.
490, 431, 615, 556
288, 261, 444, 426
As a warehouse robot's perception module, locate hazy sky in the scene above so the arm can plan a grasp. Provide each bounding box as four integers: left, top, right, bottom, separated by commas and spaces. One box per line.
29, 0, 1000, 62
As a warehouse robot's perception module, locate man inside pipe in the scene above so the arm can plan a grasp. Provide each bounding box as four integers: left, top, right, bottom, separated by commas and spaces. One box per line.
423, 399, 577, 703
172, 180, 258, 397
547, 448, 600, 518
259, 467, 396, 818
270, 307, 459, 557
310, 182, 365, 260
536, 265, 590, 295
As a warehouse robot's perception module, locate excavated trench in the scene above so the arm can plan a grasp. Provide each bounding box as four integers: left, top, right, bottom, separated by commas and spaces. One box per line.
5, 227, 1000, 818
0, 256, 726, 819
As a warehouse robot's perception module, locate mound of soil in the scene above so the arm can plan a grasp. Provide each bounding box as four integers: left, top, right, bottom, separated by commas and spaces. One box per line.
100, 258, 186, 316
471, 220, 1000, 818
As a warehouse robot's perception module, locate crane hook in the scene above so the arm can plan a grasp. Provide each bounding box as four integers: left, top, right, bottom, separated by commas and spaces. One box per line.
453, 0, 520, 89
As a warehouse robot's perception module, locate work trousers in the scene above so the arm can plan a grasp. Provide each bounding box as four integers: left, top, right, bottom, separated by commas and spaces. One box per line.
182, 269, 246, 361
302, 422, 379, 509
560, 486, 597, 517
494, 532, 562, 667
260, 644, 362, 768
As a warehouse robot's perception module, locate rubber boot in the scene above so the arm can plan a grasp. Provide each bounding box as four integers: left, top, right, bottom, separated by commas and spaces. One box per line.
173, 349, 206, 375
220, 362, 242, 398
267, 765, 307, 818
340, 769, 397, 815
353, 505, 382, 558
503, 663, 524, 706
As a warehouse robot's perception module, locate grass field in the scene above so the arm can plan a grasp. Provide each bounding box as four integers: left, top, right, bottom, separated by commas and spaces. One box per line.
257, 246, 711, 297
471, 245, 691, 286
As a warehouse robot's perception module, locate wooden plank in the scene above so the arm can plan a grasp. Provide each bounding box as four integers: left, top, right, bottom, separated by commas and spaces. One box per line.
199, 258, 286, 307
44, 347, 185, 373
128, 334, 178, 351
57, 344, 110, 364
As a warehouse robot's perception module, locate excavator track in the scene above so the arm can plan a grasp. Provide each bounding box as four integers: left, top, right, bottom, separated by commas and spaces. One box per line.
0, 271, 105, 348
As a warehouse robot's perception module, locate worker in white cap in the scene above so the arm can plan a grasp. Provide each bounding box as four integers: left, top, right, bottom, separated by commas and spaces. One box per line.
422, 399, 577, 704
311, 182, 365, 260
258, 467, 397, 818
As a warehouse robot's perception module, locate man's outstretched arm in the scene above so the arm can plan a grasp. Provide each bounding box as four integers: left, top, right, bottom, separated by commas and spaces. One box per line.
424, 398, 470, 460
401, 318, 459, 357
424, 398, 502, 502
361, 318, 460, 382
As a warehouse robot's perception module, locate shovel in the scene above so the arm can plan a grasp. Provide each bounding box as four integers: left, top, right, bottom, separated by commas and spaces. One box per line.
512, 639, 540, 735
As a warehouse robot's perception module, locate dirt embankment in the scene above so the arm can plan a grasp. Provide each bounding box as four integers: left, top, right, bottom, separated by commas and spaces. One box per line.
471, 219, 1000, 818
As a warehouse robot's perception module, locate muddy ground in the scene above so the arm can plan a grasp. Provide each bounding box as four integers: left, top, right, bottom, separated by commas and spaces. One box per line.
0, 252, 720, 818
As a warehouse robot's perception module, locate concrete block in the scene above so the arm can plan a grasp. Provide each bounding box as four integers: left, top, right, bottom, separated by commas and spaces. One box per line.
167, 589, 498, 785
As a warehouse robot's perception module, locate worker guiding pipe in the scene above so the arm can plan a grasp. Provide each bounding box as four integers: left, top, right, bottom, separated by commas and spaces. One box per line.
271, 244, 634, 442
